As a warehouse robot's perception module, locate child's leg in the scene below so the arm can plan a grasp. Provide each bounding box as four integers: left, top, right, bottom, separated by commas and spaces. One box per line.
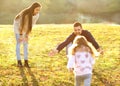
84, 74, 92, 86
75, 75, 83, 86
15, 34, 21, 60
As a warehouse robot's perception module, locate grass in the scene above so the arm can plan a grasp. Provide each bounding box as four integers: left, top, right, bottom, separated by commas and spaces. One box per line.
0, 24, 120, 86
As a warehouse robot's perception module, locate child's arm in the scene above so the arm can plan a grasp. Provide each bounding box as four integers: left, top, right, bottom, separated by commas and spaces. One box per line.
90, 56, 95, 65
67, 55, 75, 71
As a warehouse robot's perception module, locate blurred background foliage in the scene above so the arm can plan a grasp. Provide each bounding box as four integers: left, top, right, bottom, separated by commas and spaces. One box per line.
0, 0, 120, 24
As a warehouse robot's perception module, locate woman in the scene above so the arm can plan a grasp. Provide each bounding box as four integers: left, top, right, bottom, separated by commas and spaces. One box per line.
13, 2, 41, 67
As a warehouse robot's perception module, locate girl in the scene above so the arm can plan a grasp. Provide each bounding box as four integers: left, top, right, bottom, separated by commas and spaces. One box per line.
67, 36, 99, 86
13, 2, 41, 67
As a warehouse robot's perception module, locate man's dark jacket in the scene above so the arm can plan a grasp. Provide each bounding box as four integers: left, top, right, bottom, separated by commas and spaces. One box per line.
56, 30, 99, 52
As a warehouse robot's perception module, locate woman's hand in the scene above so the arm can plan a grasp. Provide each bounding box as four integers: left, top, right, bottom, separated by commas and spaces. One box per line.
18, 35, 28, 43
23, 36, 28, 42
19, 36, 23, 43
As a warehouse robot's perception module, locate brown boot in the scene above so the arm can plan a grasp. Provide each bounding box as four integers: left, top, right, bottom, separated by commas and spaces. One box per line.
17, 60, 23, 67
24, 60, 30, 68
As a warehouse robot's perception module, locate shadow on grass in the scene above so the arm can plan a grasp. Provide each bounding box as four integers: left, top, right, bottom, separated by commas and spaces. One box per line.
19, 67, 28, 86
26, 68, 39, 86
93, 69, 115, 86
19, 67, 39, 86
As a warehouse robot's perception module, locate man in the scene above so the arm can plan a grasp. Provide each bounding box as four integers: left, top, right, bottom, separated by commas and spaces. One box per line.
49, 22, 103, 56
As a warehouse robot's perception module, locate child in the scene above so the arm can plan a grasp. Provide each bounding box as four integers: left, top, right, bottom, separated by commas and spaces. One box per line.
67, 36, 99, 86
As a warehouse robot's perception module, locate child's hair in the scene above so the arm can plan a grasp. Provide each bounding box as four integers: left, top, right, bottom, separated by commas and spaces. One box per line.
68, 36, 99, 56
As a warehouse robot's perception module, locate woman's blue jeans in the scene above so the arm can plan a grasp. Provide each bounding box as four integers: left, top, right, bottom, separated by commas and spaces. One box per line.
15, 34, 28, 60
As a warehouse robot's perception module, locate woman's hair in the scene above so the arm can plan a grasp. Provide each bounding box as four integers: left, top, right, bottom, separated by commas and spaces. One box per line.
68, 36, 98, 56
15, 2, 41, 34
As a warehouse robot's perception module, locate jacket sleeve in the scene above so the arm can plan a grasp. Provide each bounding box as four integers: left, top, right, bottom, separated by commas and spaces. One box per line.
67, 55, 75, 69
85, 31, 100, 49
56, 33, 75, 52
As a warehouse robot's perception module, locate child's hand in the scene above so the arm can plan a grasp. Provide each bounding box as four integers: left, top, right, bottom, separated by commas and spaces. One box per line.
69, 68, 74, 72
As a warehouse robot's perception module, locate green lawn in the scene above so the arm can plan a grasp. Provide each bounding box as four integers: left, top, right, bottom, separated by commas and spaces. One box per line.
0, 24, 120, 86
